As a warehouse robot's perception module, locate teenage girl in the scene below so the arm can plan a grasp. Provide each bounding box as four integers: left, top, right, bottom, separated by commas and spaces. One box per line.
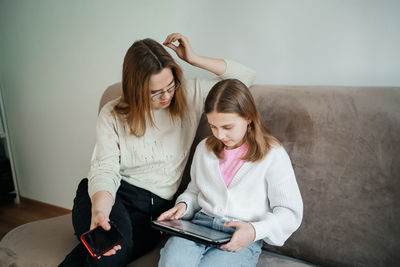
158, 78, 303, 267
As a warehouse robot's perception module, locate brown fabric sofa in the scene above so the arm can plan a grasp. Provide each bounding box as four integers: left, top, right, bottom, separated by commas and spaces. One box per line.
1, 84, 399, 267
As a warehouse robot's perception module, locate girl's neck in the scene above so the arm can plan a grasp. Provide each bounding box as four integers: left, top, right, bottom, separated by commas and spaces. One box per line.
225, 140, 247, 150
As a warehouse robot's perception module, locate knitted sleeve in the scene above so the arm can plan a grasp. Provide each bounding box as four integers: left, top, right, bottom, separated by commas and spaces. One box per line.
175, 143, 204, 219
250, 147, 303, 246
186, 59, 256, 110
87, 101, 122, 200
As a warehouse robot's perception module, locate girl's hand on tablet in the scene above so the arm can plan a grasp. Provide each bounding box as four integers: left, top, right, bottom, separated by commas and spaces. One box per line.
157, 202, 187, 221
220, 221, 256, 252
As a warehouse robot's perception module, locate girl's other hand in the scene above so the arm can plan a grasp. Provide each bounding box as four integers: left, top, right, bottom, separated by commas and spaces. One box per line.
220, 221, 256, 252
163, 33, 198, 64
157, 202, 187, 221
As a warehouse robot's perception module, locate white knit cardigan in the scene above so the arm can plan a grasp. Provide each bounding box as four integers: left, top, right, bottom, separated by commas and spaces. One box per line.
177, 140, 303, 246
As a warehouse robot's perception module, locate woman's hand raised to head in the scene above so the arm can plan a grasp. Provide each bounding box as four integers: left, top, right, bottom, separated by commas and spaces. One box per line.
157, 202, 187, 221
164, 33, 226, 76
163, 33, 198, 65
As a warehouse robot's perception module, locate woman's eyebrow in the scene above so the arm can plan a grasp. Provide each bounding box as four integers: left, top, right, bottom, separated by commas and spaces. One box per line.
151, 79, 175, 93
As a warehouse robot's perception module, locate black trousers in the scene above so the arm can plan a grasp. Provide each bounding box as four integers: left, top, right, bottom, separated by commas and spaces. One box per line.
60, 178, 173, 267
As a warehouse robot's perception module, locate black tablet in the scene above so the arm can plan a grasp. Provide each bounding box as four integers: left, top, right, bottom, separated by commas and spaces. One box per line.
151, 219, 232, 247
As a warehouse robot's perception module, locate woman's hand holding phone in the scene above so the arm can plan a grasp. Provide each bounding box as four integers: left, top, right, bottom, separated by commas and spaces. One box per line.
87, 190, 120, 258
89, 210, 122, 258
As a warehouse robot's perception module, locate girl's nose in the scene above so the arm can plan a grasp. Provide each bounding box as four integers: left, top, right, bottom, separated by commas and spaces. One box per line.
216, 130, 225, 140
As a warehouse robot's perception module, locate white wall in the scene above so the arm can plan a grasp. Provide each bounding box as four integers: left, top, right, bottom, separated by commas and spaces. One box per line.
0, 0, 399, 209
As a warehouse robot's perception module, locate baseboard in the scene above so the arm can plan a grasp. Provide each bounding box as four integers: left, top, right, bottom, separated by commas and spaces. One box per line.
20, 196, 71, 213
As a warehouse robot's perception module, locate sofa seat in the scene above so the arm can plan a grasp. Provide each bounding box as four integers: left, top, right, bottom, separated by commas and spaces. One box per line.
0, 214, 315, 267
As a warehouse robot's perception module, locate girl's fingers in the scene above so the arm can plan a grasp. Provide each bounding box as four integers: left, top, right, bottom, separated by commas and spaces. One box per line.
157, 213, 168, 221
173, 212, 181, 219
223, 221, 239, 228
158, 207, 177, 220
174, 208, 185, 219
221, 243, 240, 252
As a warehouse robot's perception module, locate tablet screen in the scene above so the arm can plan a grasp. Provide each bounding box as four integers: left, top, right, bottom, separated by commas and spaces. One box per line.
153, 219, 232, 242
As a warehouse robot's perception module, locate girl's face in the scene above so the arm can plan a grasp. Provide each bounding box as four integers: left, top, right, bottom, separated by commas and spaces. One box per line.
206, 111, 250, 149
149, 68, 176, 109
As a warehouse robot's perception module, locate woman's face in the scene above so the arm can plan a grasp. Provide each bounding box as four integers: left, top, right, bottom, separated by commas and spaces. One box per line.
149, 68, 176, 109
206, 111, 250, 149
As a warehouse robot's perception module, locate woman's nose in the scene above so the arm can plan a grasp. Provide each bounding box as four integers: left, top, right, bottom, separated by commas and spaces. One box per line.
159, 90, 172, 100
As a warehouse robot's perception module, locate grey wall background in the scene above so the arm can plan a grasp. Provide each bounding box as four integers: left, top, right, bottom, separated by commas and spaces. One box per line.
0, 0, 399, 209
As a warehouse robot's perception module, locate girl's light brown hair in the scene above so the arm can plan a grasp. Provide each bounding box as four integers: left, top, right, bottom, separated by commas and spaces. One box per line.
114, 38, 187, 137
204, 79, 281, 161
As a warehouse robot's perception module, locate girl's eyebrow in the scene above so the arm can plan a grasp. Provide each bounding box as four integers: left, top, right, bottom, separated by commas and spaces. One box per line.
150, 79, 175, 93
208, 123, 233, 128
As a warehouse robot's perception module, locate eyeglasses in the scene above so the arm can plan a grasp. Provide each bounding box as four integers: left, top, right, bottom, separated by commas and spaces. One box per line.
150, 80, 180, 102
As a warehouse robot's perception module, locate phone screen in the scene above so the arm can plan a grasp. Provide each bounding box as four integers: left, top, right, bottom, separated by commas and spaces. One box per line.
80, 222, 123, 257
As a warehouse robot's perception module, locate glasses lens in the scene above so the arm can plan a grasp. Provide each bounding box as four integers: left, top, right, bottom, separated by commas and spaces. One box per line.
151, 81, 179, 102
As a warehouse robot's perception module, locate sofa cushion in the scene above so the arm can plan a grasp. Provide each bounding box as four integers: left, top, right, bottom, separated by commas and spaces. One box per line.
0, 214, 78, 266
0, 214, 315, 267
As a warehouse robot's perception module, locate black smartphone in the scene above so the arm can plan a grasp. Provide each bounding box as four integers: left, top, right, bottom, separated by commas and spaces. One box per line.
80, 222, 124, 258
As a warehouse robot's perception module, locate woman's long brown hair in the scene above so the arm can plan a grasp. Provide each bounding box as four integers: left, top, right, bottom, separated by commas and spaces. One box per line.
204, 79, 281, 161
114, 38, 187, 137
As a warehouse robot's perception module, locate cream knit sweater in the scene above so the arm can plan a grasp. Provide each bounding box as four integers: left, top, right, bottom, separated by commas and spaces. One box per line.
88, 60, 256, 200
177, 140, 303, 246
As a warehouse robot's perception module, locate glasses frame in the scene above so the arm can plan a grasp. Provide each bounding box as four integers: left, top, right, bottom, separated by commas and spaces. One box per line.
150, 80, 180, 102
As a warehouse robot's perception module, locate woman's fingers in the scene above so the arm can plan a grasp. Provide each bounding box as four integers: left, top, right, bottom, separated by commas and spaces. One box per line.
90, 211, 110, 230
164, 42, 178, 52
102, 245, 121, 257
163, 33, 183, 44
164, 33, 189, 50
163, 33, 196, 63
163, 33, 182, 53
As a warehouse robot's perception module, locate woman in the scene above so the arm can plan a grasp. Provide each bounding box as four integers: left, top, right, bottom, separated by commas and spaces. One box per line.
61, 33, 256, 266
